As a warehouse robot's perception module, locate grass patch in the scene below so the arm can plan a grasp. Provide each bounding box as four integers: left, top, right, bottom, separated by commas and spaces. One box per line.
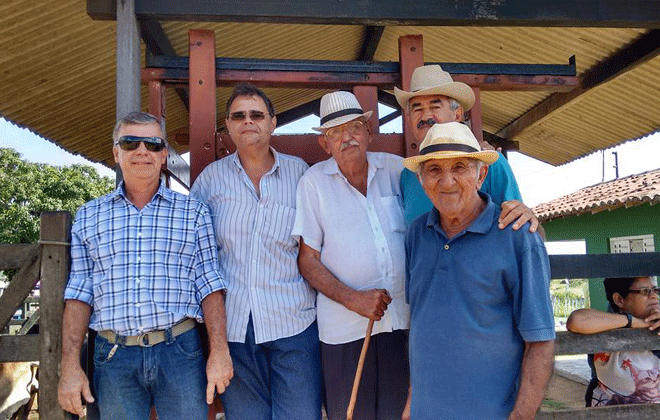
542, 397, 570, 410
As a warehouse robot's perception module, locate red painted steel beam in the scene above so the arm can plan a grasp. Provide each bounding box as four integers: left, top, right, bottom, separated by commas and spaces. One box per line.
142, 68, 577, 92
468, 87, 483, 143
188, 29, 217, 184
217, 133, 405, 164
353, 86, 379, 134
398, 35, 424, 158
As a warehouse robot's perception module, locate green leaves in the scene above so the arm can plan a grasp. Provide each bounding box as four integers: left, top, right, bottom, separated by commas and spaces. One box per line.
0, 148, 114, 278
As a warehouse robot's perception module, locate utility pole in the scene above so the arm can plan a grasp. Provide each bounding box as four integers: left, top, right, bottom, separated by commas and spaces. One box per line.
612, 151, 619, 179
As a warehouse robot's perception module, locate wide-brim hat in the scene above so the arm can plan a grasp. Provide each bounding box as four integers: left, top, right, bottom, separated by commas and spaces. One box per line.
403, 122, 499, 172
312, 91, 373, 132
394, 65, 475, 111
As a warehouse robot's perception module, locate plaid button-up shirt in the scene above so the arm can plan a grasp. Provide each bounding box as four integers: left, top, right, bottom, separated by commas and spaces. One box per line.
65, 181, 226, 335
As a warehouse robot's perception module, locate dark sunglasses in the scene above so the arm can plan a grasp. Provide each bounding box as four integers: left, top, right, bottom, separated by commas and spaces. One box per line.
116, 136, 166, 152
228, 111, 267, 121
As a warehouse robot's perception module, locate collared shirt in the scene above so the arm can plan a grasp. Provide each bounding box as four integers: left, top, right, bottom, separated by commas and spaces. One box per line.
292, 152, 409, 345
65, 181, 226, 336
405, 193, 555, 419
190, 148, 316, 344
400, 151, 522, 226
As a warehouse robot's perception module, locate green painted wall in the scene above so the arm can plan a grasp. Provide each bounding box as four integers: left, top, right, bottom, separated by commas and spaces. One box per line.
542, 203, 659, 311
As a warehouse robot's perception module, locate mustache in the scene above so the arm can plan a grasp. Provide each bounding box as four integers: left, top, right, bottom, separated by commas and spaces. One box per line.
417, 118, 436, 129
340, 139, 360, 151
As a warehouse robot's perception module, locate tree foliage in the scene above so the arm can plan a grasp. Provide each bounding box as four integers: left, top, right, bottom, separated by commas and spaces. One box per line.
0, 147, 114, 259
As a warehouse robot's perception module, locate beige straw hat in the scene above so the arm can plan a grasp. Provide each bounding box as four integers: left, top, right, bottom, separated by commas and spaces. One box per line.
394, 65, 475, 111
312, 91, 373, 132
403, 122, 499, 172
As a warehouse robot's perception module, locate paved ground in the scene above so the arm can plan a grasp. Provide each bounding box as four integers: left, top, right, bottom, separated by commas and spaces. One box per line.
542, 355, 590, 411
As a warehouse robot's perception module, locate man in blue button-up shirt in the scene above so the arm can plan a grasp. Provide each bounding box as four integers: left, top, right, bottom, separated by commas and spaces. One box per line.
403, 123, 555, 420
58, 112, 233, 420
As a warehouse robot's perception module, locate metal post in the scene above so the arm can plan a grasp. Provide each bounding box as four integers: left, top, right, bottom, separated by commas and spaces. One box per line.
398, 35, 424, 157
189, 29, 217, 184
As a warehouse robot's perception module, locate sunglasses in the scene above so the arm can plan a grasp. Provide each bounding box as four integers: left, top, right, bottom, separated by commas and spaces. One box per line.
228, 111, 268, 121
116, 136, 166, 152
628, 287, 660, 298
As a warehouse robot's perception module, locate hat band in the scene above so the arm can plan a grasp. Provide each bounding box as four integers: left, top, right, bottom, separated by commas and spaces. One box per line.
420, 143, 479, 155
320, 108, 364, 125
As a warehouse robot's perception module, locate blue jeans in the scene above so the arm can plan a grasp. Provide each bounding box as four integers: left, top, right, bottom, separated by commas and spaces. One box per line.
221, 317, 322, 420
93, 327, 208, 420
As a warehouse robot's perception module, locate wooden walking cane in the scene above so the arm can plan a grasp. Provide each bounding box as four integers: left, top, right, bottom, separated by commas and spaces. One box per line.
346, 318, 375, 420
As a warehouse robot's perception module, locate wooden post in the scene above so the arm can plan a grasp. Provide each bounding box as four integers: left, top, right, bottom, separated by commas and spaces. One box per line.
38, 212, 72, 420
398, 35, 424, 157
116, 0, 141, 120
189, 29, 217, 184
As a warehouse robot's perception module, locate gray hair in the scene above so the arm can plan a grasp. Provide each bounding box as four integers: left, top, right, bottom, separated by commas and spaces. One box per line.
112, 112, 163, 145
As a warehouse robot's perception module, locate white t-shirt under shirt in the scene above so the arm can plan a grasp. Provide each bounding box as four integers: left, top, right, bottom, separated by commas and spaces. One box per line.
292, 152, 410, 345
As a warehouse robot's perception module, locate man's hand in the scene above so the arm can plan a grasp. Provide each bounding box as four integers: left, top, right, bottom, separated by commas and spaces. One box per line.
58, 363, 94, 417
346, 289, 392, 320
401, 385, 412, 420
498, 200, 539, 233
205, 348, 234, 403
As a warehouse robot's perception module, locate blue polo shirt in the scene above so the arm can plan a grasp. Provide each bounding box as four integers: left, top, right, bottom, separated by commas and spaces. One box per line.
405, 193, 555, 420
400, 151, 522, 226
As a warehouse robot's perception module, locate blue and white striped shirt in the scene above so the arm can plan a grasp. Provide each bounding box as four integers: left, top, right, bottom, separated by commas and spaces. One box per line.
65, 181, 226, 335
190, 149, 316, 344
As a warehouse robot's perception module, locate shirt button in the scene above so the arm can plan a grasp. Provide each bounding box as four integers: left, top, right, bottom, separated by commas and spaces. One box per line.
137, 232, 142, 237
136, 278, 140, 284
136, 303, 141, 308
444, 245, 450, 250
137, 256, 141, 262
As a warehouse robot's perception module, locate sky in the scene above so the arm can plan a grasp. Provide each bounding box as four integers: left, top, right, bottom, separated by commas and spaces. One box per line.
2, 107, 659, 254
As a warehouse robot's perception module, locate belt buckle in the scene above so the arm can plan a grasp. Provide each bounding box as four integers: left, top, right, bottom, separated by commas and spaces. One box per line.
136, 332, 154, 347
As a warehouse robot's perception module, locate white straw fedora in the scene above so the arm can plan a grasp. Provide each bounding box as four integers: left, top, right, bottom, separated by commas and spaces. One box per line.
312, 91, 373, 132
403, 122, 499, 172
394, 65, 475, 111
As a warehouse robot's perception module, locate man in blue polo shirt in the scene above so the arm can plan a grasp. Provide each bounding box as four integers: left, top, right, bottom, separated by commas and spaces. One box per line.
403, 122, 555, 419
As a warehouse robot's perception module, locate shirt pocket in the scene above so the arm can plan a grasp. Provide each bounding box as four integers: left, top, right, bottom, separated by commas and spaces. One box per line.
379, 195, 406, 233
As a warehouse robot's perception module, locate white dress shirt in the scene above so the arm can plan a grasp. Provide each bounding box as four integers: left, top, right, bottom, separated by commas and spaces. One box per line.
293, 152, 409, 344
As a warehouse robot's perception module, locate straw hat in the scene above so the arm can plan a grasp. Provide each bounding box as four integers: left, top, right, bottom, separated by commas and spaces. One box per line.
403, 122, 499, 172
312, 91, 373, 132
394, 65, 475, 111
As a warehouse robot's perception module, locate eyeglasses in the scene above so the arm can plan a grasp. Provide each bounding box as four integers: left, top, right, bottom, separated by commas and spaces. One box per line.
324, 120, 365, 142
628, 287, 660, 297
228, 111, 268, 121
116, 136, 166, 152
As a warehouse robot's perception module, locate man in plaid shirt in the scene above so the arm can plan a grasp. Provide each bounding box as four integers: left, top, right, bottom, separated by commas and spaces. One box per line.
57, 112, 233, 420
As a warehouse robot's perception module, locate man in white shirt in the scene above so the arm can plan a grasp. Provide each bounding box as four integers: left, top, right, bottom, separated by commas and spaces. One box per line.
191, 84, 322, 419
294, 91, 409, 420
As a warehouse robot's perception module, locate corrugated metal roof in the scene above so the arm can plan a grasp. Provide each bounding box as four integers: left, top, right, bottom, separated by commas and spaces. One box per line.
1, 0, 659, 169
533, 168, 660, 221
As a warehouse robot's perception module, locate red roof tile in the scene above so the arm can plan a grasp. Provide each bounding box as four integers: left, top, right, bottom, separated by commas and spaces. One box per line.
533, 168, 660, 222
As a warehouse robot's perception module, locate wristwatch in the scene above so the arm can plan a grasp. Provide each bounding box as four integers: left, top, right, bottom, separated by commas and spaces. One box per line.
623, 312, 633, 328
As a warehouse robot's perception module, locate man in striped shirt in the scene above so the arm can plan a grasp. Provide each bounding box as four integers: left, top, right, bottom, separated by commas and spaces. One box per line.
191, 84, 322, 419
58, 112, 233, 420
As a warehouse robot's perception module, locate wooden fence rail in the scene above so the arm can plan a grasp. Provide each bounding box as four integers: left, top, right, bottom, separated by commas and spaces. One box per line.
0, 212, 72, 420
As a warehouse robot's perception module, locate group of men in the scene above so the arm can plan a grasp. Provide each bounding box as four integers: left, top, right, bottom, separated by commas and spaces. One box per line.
58, 64, 555, 420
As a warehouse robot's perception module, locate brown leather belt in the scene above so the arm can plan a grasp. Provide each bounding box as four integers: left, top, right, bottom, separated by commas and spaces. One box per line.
97, 318, 196, 347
